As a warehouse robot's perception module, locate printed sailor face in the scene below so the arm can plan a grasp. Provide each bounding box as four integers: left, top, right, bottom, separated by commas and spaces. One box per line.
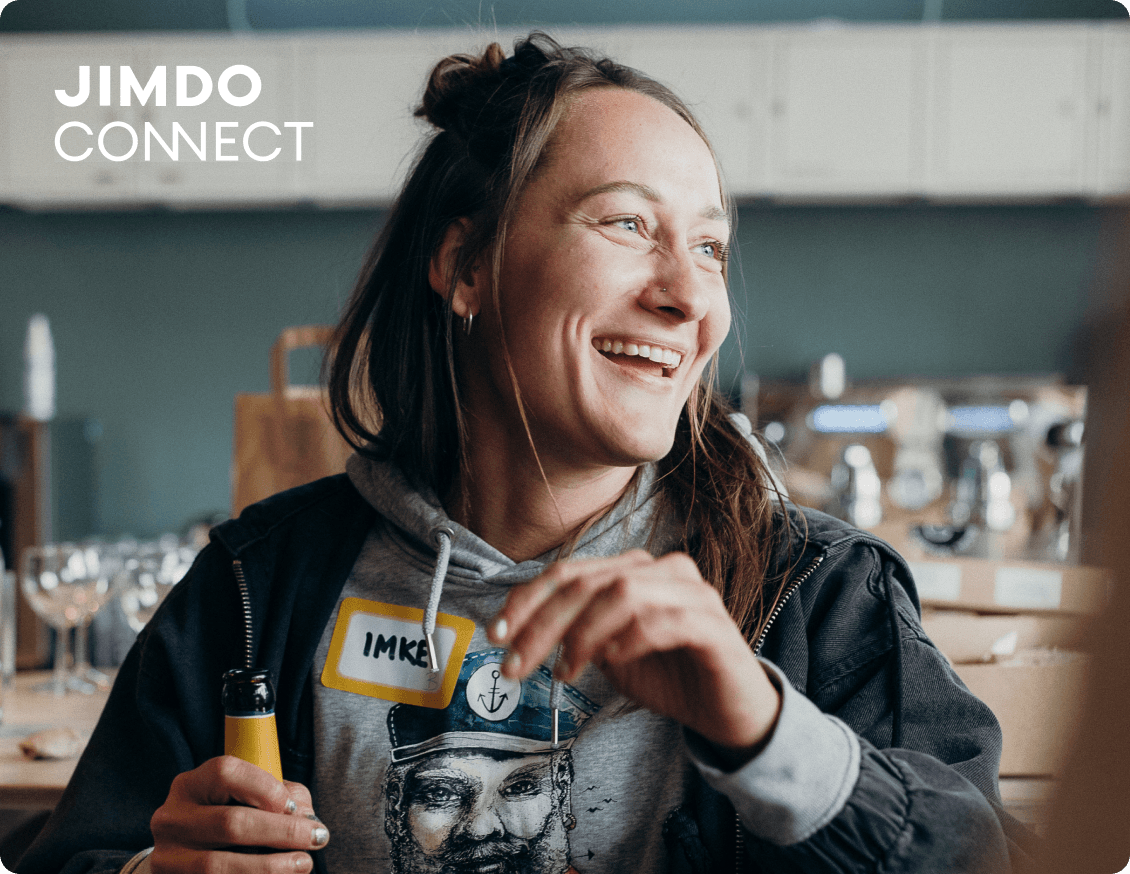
383, 649, 594, 874
387, 748, 574, 874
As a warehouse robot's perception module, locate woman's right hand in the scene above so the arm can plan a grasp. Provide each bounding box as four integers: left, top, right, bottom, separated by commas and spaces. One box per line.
149, 756, 329, 873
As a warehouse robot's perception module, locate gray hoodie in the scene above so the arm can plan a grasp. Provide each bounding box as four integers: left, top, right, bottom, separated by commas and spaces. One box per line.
309, 452, 860, 874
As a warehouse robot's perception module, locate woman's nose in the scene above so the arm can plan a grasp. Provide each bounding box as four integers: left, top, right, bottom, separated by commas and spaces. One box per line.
640, 257, 715, 324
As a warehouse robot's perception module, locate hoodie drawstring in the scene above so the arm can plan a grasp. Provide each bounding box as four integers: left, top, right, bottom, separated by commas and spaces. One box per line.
425, 523, 562, 744
424, 525, 455, 672
549, 648, 565, 749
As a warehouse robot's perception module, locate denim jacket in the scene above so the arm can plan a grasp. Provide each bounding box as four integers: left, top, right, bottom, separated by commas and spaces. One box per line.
17, 474, 1036, 874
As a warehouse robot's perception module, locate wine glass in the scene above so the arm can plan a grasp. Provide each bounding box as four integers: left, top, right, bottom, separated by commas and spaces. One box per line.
116, 536, 195, 634
21, 543, 119, 696
71, 542, 122, 692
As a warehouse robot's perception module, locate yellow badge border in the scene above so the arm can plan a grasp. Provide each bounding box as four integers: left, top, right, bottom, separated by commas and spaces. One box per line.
320, 598, 475, 709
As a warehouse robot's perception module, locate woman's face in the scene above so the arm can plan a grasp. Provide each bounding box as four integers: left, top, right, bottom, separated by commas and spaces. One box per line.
464, 86, 732, 474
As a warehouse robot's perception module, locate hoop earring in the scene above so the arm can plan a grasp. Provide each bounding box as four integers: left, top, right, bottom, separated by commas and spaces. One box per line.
462, 312, 474, 336
564, 812, 577, 830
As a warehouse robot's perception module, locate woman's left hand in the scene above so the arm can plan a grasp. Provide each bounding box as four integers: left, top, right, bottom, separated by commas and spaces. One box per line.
488, 549, 782, 762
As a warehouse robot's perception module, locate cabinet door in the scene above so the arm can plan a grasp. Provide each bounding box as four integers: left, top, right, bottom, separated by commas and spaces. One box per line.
4, 38, 142, 206
621, 27, 773, 199
1095, 24, 1130, 198
767, 28, 926, 198
133, 37, 299, 205
0, 50, 11, 197
292, 32, 469, 205
926, 25, 1096, 199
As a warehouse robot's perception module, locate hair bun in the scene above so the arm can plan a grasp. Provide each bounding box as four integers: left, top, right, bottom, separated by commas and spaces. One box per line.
416, 42, 507, 136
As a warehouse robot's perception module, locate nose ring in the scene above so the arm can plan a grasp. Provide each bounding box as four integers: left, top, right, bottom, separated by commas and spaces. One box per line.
661, 287, 668, 293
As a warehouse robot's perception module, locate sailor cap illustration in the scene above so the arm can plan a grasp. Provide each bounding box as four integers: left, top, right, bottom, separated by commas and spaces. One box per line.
387, 648, 598, 762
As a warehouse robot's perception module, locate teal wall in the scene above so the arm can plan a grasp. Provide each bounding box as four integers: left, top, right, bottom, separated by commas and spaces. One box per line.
1, 204, 1111, 538
0, 0, 1124, 537
0, 209, 382, 537
725, 204, 1107, 382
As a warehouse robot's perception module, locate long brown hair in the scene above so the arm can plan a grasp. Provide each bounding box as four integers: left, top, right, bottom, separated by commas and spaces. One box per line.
326, 33, 784, 642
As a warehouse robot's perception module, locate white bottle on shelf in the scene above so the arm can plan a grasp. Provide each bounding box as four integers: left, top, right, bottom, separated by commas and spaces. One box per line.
23, 313, 56, 423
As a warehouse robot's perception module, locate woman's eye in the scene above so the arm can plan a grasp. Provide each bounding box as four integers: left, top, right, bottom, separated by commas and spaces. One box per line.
612, 217, 640, 234
695, 240, 729, 262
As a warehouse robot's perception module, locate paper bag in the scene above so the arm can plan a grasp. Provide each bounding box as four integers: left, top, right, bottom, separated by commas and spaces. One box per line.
232, 326, 354, 514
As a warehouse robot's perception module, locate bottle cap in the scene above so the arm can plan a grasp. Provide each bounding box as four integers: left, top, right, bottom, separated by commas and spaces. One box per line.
222, 668, 276, 716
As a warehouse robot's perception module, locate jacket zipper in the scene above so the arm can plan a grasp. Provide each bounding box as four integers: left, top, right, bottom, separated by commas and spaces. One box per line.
752, 553, 823, 657
736, 552, 825, 872
232, 559, 254, 670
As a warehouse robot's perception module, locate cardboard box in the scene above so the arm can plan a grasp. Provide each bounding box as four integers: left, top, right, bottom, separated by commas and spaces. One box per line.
954, 651, 1090, 776
907, 557, 1108, 615
921, 610, 1093, 664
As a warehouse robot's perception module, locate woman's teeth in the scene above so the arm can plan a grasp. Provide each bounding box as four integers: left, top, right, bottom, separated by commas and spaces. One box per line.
593, 338, 682, 369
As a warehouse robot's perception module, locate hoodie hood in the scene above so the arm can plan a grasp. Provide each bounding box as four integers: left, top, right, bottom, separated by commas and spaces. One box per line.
345, 452, 678, 584
345, 452, 682, 722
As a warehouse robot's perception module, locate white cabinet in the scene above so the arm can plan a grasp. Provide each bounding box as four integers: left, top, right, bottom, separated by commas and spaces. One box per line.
1, 34, 308, 207
0, 53, 11, 194
4, 37, 143, 206
925, 25, 1097, 199
131, 36, 301, 206
2, 25, 1129, 207
1094, 24, 1130, 197
289, 28, 638, 205
291, 32, 458, 205
621, 27, 773, 198
766, 28, 927, 198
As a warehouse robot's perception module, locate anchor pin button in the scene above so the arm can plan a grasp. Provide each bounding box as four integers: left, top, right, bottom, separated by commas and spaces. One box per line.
466, 662, 521, 722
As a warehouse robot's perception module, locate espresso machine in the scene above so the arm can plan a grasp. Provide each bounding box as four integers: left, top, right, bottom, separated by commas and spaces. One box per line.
753, 354, 947, 528
751, 358, 1086, 560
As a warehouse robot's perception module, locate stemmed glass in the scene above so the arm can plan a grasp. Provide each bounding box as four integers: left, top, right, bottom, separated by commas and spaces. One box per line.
116, 535, 196, 634
71, 543, 119, 692
20, 543, 120, 696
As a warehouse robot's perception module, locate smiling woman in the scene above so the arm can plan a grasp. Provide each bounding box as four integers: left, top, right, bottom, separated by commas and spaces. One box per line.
446, 87, 732, 507
317, 38, 789, 662
20, 33, 1038, 874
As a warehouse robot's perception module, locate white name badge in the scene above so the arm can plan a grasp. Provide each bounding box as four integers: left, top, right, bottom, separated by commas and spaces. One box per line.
320, 598, 475, 709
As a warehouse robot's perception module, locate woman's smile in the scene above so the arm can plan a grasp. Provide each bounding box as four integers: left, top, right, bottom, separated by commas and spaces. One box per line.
591, 336, 685, 375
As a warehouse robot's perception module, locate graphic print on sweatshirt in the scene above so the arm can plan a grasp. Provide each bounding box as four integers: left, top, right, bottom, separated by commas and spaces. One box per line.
314, 591, 693, 874
382, 647, 596, 874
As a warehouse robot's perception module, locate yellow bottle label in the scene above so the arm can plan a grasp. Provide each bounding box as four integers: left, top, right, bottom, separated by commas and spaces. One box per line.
224, 713, 283, 782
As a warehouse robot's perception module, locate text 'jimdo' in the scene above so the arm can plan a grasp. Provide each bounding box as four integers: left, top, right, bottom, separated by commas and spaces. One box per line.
53, 65, 312, 163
